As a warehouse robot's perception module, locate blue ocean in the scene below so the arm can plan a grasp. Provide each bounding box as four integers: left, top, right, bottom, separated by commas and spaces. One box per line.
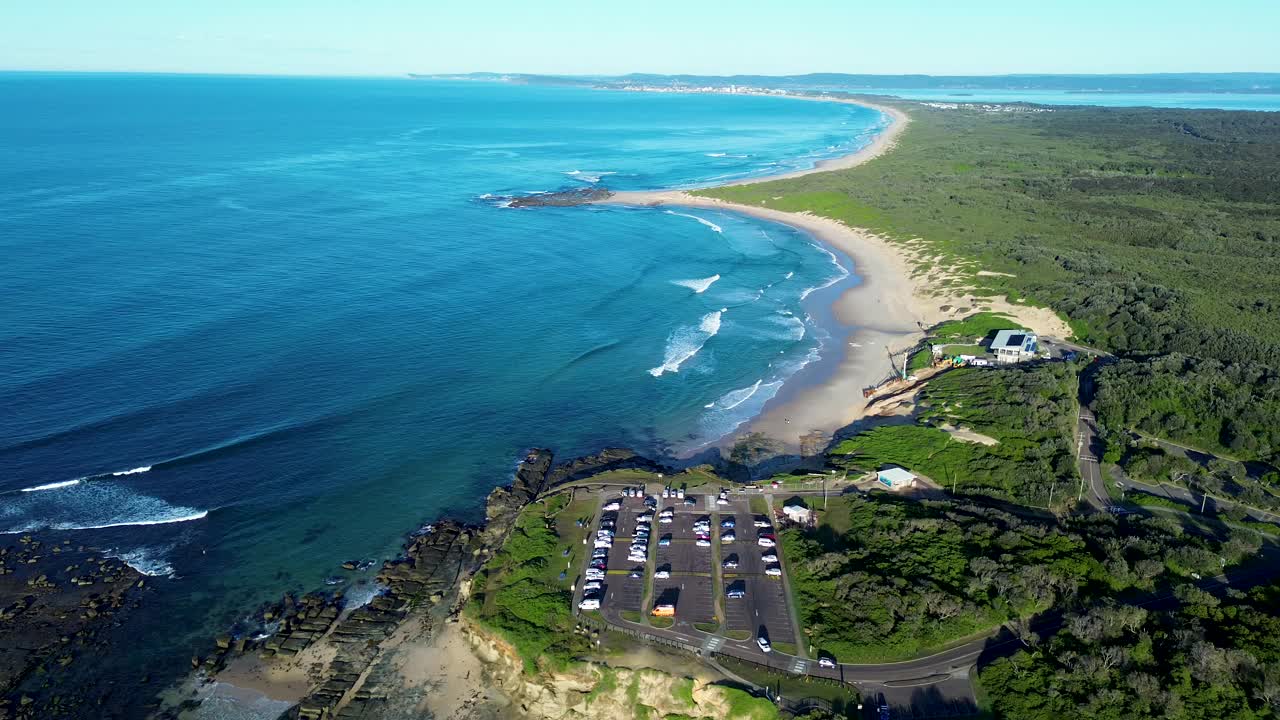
0, 73, 883, 664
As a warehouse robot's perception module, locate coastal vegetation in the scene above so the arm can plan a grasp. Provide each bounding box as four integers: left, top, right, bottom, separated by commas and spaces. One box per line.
467, 491, 595, 671
831, 363, 1079, 507
979, 580, 1280, 719
781, 492, 1264, 664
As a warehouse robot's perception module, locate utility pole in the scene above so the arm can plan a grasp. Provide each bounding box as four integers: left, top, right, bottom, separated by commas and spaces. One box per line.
1047, 483, 1055, 511
1201, 494, 1208, 514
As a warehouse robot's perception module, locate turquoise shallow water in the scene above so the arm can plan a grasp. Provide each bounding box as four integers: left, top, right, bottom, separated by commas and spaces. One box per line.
0, 74, 882, 674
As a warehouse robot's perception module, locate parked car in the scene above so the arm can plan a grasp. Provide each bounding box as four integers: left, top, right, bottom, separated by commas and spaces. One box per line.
757, 538, 776, 548
757, 637, 771, 653
654, 570, 670, 579
722, 559, 739, 569
765, 566, 782, 576
684, 497, 696, 506
677, 488, 685, 499
578, 598, 601, 610
818, 656, 836, 668
720, 533, 735, 543
761, 553, 778, 563
753, 519, 770, 528
603, 501, 621, 511
696, 539, 711, 547
726, 588, 745, 599
584, 580, 603, 591
721, 518, 736, 528
658, 537, 671, 547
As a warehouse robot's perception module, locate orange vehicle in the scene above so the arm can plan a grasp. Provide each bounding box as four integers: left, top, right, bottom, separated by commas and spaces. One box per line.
651, 604, 676, 617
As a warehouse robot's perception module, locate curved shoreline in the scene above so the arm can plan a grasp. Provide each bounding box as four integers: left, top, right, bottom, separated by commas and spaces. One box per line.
596, 96, 1068, 451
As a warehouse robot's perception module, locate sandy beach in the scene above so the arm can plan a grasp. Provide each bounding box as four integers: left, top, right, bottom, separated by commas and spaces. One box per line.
598, 97, 1069, 450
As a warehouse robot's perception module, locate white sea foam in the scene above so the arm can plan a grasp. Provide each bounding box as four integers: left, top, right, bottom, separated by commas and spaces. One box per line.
20, 479, 82, 492
798, 243, 851, 300
564, 170, 617, 184
112, 465, 152, 476
664, 210, 723, 233
1, 479, 209, 535
719, 379, 763, 411
671, 274, 721, 293
648, 309, 726, 377
107, 546, 176, 577
785, 271, 794, 280
705, 152, 728, 157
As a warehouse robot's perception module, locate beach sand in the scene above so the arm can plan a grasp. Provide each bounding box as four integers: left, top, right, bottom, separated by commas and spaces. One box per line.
598, 99, 1070, 451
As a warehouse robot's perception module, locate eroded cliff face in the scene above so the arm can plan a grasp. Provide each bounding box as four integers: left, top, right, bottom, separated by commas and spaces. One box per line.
463, 620, 742, 720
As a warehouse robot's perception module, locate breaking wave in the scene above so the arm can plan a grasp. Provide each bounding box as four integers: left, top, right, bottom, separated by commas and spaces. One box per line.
664, 210, 723, 233
648, 309, 725, 377
671, 274, 721, 293
564, 170, 617, 184
1, 480, 209, 534
106, 545, 176, 577
20, 479, 82, 492
798, 243, 851, 300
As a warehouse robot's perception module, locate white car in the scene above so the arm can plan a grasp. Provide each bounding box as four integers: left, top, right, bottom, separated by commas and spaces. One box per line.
603, 501, 621, 511
659, 517, 673, 525
584, 580, 603, 591
761, 553, 778, 563
594, 540, 613, 549
677, 489, 685, 499
765, 566, 782, 577
716, 498, 729, 505
757, 637, 771, 653
578, 598, 601, 610
585, 571, 605, 581
757, 538, 775, 548
753, 520, 770, 528
662, 488, 669, 498
654, 570, 670, 579
818, 657, 836, 669
721, 534, 735, 543
696, 539, 711, 547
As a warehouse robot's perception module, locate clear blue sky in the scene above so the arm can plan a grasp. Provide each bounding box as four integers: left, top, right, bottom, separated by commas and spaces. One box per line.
4, 0, 1278, 77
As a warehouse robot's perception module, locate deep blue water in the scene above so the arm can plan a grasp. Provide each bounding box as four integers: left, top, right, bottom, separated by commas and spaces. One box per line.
0, 74, 882, 658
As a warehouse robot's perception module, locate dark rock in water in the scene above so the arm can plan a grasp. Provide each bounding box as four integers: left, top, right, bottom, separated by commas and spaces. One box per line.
0, 539, 145, 718
546, 447, 671, 487
507, 187, 612, 207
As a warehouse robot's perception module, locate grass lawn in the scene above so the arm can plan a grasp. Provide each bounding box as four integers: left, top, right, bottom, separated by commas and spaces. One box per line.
650, 616, 674, 629
930, 312, 1023, 342
693, 621, 720, 633
725, 630, 751, 641
933, 344, 988, 357
749, 495, 769, 515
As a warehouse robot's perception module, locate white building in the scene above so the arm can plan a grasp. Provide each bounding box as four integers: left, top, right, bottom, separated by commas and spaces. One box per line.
781, 502, 811, 524
990, 330, 1039, 364
877, 467, 917, 490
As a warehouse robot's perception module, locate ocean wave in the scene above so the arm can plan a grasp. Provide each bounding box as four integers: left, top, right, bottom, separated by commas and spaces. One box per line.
0, 480, 209, 534
785, 271, 794, 280
718, 379, 763, 411
664, 210, 723, 233
798, 243, 851, 300
112, 465, 152, 476
774, 313, 807, 341
564, 170, 617, 184
671, 274, 721, 293
106, 546, 176, 577
20, 479, 82, 493
648, 309, 726, 377
14, 463, 152, 494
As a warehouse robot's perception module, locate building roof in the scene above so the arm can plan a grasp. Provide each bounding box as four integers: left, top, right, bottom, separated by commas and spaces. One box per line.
877, 467, 917, 483
991, 329, 1037, 352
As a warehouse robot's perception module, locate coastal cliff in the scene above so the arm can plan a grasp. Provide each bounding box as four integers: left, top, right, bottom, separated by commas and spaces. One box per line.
463, 618, 768, 720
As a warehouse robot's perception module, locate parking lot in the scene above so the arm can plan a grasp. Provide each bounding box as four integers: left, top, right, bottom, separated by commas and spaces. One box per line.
717, 497, 795, 648
599, 493, 651, 618
577, 485, 798, 654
